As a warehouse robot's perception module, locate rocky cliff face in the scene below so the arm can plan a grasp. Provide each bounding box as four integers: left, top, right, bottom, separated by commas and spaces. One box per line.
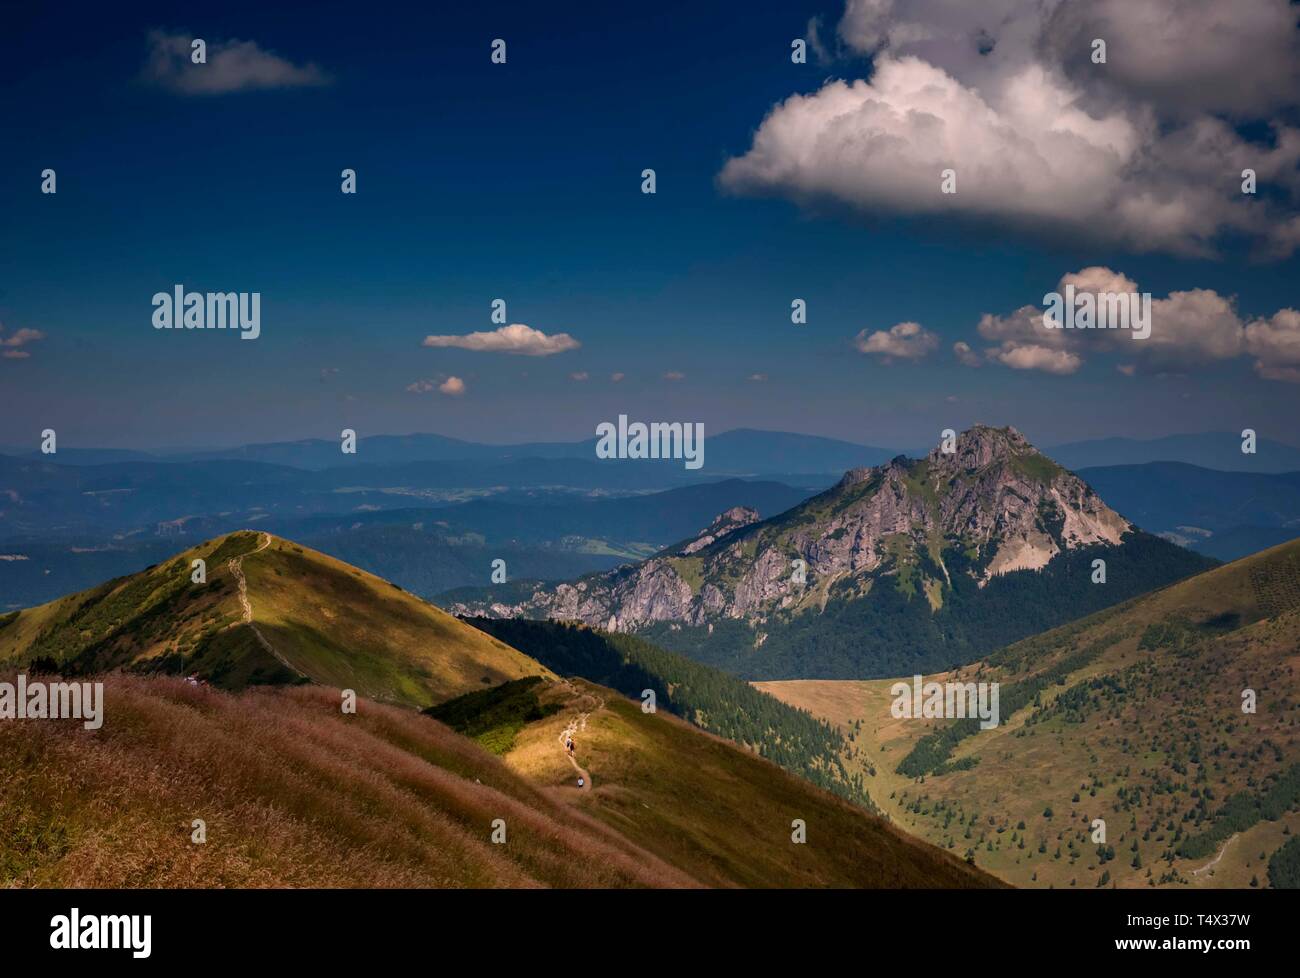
678, 506, 760, 555
449, 426, 1131, 635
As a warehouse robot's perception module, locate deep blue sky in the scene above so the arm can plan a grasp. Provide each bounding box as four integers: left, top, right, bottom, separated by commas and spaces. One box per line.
2, 0, 1297, 451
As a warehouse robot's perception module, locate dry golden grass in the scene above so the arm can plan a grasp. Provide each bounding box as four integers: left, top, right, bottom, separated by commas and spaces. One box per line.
503, 679, 1000, 888
0, 673, 696, 888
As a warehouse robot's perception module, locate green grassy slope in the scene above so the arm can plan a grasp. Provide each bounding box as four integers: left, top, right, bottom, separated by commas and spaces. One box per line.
0, 531, 551, 708
462, 616, 871, 807
489, 677, 999, 888
760, 539, 1300, 889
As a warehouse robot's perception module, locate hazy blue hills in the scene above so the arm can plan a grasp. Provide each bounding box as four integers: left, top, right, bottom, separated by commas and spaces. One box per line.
1079, 461, 1300, 560
2, 427, 896, 475
0, 477, 814, 610
1050, 431, 1300, 473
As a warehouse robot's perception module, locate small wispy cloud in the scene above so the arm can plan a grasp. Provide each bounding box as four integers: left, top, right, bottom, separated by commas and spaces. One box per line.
0, 324, 45, 360
144, 29, 331, 95
805, 16, 831, 64
407, 375, 466, 396
952, 341, 982, 368
663, 370, 685, 381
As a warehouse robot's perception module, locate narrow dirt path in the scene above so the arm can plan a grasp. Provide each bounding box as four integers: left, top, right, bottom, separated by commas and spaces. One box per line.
1191, 833, 1238, 877
227, 532, 304, 677
558, 680, 604, 792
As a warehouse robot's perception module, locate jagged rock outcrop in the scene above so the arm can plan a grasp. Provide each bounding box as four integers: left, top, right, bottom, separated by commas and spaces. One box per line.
679, 506, 760, 554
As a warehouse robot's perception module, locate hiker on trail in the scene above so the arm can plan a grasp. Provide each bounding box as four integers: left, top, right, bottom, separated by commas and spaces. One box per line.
577, 777, 585, 788
567, 737, 574, 754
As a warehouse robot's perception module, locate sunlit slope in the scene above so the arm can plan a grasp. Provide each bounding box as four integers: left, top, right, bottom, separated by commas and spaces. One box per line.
239, 534, 552, 705
759, 539, 1300, 889
0, 676, 694, 887
493, 677, 999, 888
0, 531, 551, 707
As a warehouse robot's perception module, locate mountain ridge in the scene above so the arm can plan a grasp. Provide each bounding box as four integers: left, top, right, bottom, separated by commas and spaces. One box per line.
2, 427, 897, 474
0, 530, 551, 708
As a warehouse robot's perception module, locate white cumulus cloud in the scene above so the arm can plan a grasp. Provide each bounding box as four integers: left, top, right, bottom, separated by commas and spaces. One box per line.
1245, 309, 1300, 383
721, 0, 1300, 257
421, 323, 580, 357
970, 266, 1300, 379
854, 320, 938, 361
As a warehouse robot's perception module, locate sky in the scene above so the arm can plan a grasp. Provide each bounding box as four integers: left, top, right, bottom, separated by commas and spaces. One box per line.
1, 0, 1298, 451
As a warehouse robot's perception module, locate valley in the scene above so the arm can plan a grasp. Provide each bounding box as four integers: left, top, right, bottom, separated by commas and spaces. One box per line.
759, 539, 1300, 889
2, 426, 1297, 890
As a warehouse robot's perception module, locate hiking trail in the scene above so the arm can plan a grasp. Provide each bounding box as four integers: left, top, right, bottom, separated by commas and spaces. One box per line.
558, 680, 604, 792
1191, 833, 1238, 877
227, 533, 303, 677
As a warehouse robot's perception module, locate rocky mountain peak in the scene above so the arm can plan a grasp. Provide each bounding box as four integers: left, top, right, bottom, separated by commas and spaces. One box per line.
926, 424, 1033, 470
451, 425, 1138, 646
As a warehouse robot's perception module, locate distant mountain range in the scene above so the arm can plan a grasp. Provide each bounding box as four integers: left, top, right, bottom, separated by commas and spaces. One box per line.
2, 427, 897, 475
22, 428, 1300, 473
446, 426, 1216, 679
0, 428, 883, 540
5, 426, 1298, 613
1049, 431, 1300, 473
0, 478, 814, 610
1079, 461, 1300, 560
